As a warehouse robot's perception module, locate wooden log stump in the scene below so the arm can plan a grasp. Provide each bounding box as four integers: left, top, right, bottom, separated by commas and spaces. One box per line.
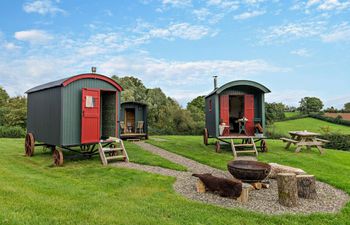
277, 173, 298, 207
268, 163, 306, 179
196, 179, 206, 193
252, 182, 262, 190
238, 183, 254, 203
296, 175, 317, 199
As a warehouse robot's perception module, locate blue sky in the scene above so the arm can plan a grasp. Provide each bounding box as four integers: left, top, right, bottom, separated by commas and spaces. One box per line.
0, 0, 349, 108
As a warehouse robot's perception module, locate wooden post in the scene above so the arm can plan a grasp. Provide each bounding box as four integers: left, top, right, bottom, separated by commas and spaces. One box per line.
237, 183, 254, 203
277, 173, 298, 207
196, 179, 206, 193
296, 175, 317, 199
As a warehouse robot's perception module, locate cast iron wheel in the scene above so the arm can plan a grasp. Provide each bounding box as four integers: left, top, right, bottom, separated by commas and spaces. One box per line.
25, 133, 35, 157
203, 128, 209, 145
215, 141, 221, 153
260, 140, 268, 152
53, 147, 64, 166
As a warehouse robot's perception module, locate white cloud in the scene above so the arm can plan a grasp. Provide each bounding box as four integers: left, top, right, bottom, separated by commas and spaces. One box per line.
317, 0, 350, 11
234, 10, 266, 20
322, 22, 350, 42
293, 0, 350, 12
162, 0, 191, 7
193, 8, 211, 20
23, 0, 65, 15
260, 21, 326, 44
290, 48, 311, 57
2, 42, 21, 51
99, 56, 286, 103
137, 22, 214, 41
14, 30, 53, 44
207, 0, 240, 10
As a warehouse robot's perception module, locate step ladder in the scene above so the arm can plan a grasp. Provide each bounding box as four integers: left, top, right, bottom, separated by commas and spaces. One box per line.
230, 137, 258, 158
98, 137, 129, 165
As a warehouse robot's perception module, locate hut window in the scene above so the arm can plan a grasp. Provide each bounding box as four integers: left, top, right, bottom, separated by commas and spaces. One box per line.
209, 99, 212, 112
86, 96, 95, 108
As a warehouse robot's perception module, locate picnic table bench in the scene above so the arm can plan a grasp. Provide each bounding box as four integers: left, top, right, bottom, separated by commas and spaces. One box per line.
280, 131, 329, 154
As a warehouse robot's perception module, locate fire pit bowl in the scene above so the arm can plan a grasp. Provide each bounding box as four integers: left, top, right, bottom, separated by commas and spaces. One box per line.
227, 160, 271, 183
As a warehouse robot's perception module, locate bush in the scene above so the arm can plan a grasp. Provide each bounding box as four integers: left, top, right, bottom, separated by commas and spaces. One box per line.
0, 126, 26, 138
278, 114, 309, 122
309, 113, 350, 127
320, 133, 350, 151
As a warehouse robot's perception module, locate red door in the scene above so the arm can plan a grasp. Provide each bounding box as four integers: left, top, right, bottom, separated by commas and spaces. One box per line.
220, 95, 230, 125
244, 95, 255, 136
81, 88, 100, 144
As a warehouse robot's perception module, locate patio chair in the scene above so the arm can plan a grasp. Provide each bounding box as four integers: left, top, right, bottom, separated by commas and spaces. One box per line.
126, 122, 133, 133
120, 121, 125, 134
137, 121, 144, 133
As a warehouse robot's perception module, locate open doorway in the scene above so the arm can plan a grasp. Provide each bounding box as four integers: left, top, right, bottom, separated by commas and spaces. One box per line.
229, 96, 244, 133
100, 91, 116, 139
125, 108, 135, 133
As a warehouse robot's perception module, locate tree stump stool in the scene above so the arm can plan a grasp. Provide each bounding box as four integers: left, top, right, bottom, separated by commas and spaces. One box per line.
196, 179, 206, 193
296, 175, 317, 199
277, 173, 298, 207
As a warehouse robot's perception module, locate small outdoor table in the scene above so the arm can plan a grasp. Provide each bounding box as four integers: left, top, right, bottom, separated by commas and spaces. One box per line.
281, 131, 329, 154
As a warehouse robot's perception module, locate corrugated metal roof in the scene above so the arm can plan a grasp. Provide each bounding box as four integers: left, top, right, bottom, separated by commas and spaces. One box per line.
205, 80, 270, 98
26, 77, 68, 93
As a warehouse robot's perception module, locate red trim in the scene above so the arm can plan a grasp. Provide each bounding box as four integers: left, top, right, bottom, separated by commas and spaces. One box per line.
63, 73, 123, 92
116, 92, 119, 137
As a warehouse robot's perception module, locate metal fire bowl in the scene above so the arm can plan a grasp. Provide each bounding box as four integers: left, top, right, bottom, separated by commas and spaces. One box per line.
227, 160, 271, 183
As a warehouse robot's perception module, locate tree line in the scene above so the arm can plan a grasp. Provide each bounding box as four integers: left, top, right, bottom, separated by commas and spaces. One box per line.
1, 76, 349, 137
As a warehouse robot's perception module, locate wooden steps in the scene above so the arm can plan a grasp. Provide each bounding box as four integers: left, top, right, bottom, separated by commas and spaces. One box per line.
98, 137, 129, 165
231, 137, 258, 158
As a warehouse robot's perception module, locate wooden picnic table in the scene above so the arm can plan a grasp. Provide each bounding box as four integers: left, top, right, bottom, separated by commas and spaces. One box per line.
280, 131, 329, 154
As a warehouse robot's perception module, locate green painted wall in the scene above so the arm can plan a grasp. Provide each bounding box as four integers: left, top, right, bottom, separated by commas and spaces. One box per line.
61, 79, 117, 146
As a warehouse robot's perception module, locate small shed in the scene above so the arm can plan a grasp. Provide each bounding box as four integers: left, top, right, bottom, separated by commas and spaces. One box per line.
120, 101, 148, 140
26, 73, 123, 148
205, 78, 270, 138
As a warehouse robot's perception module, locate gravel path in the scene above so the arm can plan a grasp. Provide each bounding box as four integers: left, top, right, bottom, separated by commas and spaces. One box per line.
111, 142, 349, 215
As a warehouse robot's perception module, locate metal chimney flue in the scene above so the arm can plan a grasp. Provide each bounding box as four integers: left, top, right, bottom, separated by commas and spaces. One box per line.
91, 67, 97, 73
213, 75, 218, 90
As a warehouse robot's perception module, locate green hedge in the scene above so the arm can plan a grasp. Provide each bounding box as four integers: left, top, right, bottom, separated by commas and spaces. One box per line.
320, 133, 350, 151
0, 126, 26, 138
276, 114, 309, 122
309, 113, 350, 127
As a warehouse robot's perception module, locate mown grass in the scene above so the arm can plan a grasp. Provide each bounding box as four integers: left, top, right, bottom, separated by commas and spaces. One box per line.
269, 117, 350, 136
284, 112, 300, 118
1, 138, 350, 225
125, 141, 186, 171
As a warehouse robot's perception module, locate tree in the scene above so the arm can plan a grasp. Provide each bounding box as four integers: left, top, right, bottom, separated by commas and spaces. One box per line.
187, 96, 205, 122
3, 96, 27, 128
344, 102, 350, 112
111, 76, 147, 103
266, 102, 285, 124
0, 86, 9, 106
0, 87, 10, 126
299, 97, 323, 114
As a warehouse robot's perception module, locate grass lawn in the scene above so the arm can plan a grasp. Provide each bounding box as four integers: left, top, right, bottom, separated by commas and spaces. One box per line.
269, 117, 350, 136
284, 112, 300, 118
125, 141, 186, 171
0, 137, 350, 224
